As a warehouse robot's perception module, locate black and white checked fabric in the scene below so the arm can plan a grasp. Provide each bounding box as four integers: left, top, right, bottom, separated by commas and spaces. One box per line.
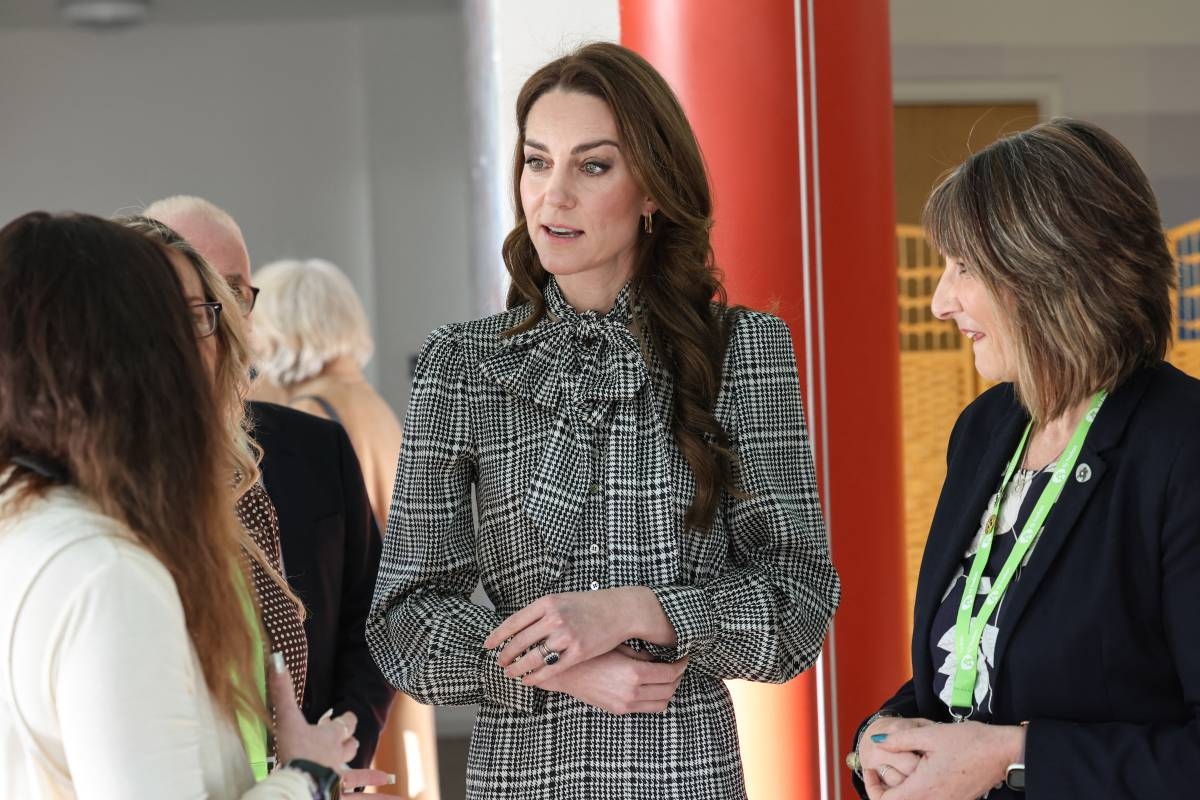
368, 278, 839, 799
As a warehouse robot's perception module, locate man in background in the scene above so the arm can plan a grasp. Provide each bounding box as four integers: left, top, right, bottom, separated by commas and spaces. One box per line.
144, 195, 395, 772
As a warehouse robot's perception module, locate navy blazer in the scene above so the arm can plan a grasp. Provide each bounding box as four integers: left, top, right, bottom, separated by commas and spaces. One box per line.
859, 363, 1200, 799
249, 401, 395, 768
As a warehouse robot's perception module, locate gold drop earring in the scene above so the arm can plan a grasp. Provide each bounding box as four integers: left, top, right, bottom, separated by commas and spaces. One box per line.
643, 212, 654, 234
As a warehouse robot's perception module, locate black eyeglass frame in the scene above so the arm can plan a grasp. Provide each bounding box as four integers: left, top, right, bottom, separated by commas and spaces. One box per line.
227, 284, 260, 314
191, 301, 223, 338
242, 285, 261, 314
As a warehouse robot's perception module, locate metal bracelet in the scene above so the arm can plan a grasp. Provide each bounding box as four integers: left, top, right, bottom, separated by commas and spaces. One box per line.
847, 710, 900, 777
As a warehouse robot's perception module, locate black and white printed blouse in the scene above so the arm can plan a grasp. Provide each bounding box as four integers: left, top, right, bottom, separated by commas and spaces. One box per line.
367, 278, 840, 799
931, 463, 1054, 721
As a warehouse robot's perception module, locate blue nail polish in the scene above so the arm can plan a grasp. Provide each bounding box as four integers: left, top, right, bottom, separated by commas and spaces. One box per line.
870, 733, 888, 743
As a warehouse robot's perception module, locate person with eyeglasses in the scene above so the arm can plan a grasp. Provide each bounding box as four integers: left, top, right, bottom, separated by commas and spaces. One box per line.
120, 215, 395, 792
143, 195, 398, 787
0, 211, 353, 799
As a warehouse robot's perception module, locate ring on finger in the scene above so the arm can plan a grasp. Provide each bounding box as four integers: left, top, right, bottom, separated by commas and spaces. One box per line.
878, 764, 894, 781
537, 640, 561, 666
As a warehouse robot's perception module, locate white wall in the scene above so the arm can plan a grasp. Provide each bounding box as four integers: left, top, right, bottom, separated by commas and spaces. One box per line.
460, 0, 620, 319
359, 10, 473, 410
891, 4, 1200, 227
0, 10, 471, 406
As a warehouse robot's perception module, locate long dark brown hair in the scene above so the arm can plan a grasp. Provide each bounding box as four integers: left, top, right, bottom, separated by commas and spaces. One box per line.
924, 118, 1174, 421
0, 212, 265, 723
502, 42, 739, 529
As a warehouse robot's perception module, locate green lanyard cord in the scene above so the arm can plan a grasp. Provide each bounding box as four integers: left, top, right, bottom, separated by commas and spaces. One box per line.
234, 570, 271, 780
949, 390, 1107, 719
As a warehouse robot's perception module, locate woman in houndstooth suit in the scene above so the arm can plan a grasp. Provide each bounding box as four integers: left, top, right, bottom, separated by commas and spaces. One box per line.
367, 42, 840, 799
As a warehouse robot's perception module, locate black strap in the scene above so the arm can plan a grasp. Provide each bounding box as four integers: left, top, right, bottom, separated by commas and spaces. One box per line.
12, 453, 69, 483
291, 394, 343, 426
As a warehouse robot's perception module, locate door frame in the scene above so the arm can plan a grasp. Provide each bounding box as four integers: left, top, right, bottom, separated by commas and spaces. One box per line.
893, 79, 1062, 118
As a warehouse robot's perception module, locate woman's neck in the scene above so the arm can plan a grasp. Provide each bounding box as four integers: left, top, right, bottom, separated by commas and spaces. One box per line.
555, 268, 631, 315
1023, 396, 1093, 470
295, 356, 366, 389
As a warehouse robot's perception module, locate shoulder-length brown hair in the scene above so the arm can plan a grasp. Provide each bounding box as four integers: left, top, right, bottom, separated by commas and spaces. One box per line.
924, 117, 1174, 421
502, 42, 739, 529
0, 212, 265, 724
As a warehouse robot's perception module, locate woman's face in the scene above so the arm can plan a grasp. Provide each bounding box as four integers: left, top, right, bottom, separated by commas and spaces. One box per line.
520, 89, 654, 297
169, 250, 218, 380
931, 256, 1017, 383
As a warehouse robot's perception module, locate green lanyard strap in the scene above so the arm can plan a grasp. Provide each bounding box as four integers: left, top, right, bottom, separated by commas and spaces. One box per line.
950, 390, 1106, 719
234, 570, 271, 780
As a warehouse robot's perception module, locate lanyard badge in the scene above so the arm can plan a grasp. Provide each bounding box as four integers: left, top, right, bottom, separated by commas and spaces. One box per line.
949, 391, 1106, 720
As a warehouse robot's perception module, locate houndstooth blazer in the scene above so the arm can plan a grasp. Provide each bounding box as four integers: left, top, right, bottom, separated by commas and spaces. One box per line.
367, 278, 839, 799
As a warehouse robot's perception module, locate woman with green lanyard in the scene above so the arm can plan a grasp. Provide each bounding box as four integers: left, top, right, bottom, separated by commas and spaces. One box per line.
850, 118, 1200, 799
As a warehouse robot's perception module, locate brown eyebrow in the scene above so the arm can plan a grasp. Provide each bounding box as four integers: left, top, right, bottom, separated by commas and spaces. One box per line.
524, 138, 620, 155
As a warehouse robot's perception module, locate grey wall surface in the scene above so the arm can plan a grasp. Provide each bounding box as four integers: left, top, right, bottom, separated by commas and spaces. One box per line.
0, 10, 471, 407
892, 42, 1200, 227
360, 11, 473, 410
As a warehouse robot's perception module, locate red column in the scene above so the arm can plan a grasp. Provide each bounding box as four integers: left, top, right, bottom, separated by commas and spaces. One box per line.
622, 1, 907, 797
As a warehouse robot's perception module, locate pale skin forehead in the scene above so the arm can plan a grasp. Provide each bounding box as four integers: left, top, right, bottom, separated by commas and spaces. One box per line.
152, 211, 251, 287
525, 90, 621, 147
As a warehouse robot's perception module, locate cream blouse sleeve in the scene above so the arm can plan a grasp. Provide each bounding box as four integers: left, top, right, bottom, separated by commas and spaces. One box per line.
14, 533, 310, 799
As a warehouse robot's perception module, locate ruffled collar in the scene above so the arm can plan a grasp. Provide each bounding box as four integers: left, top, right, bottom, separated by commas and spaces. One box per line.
478, 277, 646, 418
477, 278, 680, 589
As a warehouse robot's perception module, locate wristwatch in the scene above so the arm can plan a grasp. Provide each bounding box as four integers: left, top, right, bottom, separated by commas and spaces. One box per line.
1005, 762, 1026, 792
283, 758, 340, 800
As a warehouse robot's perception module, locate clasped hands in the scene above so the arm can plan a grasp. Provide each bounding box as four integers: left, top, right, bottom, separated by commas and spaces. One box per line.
483, 586, 687, 715
858, 717, 1025, 800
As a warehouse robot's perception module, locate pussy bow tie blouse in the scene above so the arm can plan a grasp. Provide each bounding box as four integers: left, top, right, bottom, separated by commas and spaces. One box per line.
368, 277, 839, 799
475, 280, 680, 594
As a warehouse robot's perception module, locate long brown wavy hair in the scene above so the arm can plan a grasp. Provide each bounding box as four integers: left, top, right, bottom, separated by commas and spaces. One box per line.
502, 42, 740, 530
924, 118, 1174, 422
0, 212, 266, 724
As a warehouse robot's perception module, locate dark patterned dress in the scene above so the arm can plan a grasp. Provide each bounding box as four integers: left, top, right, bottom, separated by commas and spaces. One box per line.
238, 480, 307, 708
368, 278, 839, 799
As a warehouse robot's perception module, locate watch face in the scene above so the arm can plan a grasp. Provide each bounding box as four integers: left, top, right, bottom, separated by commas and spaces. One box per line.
1005, 765, 1026, 791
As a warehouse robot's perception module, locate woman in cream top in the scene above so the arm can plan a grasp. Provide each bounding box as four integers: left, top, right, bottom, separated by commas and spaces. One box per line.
0, 212, 352, 799
0, 486, 312, 799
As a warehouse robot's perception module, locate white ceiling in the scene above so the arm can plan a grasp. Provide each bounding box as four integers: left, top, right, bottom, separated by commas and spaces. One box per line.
0, 0, 451, 28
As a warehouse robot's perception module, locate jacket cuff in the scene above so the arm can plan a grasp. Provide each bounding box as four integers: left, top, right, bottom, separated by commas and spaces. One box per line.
478, 646, 546, 715
644, 584, 718, 662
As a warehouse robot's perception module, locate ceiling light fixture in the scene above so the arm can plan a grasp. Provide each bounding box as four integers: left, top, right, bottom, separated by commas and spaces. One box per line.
59, 0, 151, 28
